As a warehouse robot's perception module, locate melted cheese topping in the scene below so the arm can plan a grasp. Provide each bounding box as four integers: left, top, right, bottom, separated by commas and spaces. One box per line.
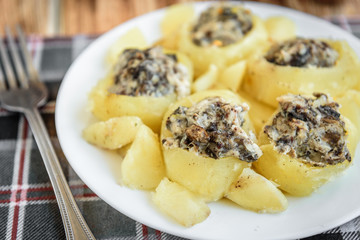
265, 38, 338, 68
265, 93, 351, 166
191, 4, 253, 47
109, 47, 190, 98
162, 97, 262, 162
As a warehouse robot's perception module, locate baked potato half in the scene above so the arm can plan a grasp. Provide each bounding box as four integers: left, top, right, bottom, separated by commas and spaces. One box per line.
243, 39, 360, 107
254, 93, 358, 196
160, 90, 259, 201
178, 6, 267, 77
90, 49, 193, 133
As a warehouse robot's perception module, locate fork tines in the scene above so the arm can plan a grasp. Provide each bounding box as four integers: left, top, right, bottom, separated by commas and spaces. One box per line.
0, 26, 38, 91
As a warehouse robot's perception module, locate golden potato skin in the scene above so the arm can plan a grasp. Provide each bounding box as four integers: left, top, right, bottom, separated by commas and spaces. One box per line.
242, 40, 360, 107
161, 90, 255, 201
90, 50, 193, 133
178, 16, 268, 77
254, 116, 357, 197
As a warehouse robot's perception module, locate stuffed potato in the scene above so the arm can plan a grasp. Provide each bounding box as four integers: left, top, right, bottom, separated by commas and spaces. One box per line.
254, 93, 358, 196
178, 4, 268, 77
90, 47, 193, 132
243, 38, 360, 107
161, 90, 261, 201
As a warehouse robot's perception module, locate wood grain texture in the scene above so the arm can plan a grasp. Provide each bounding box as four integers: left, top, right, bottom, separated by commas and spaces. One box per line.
0, 0, 48, 35
0, 0, 359, 36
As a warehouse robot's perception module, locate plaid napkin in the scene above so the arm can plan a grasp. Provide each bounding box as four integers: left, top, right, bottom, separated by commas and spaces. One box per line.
0, 16, 360, 240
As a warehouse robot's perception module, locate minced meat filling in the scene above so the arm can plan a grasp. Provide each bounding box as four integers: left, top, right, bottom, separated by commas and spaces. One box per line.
108, 47, 189, 98
265, 38, 339, 68
265, 93, 351, 167
162, 97, 262, 162
191, 5, 253, 47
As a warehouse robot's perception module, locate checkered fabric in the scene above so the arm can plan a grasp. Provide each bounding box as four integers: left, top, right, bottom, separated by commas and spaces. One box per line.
0, 16, 360, 240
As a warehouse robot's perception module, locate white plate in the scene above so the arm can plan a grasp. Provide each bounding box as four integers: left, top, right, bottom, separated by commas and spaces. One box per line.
56, 2, 360, 240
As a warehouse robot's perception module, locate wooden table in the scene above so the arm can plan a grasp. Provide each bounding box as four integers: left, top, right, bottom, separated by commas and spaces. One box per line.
0, 0, 360, 36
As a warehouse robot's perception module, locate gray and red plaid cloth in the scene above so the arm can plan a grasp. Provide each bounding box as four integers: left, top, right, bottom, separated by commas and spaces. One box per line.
0, 16, 360, 240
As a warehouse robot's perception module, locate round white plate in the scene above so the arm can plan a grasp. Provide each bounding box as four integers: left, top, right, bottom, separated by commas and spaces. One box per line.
56, 2, 360, 240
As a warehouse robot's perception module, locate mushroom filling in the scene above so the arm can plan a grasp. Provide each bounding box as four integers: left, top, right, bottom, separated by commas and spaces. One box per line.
162, 97, 262, 162
265, 38, 339, 68
265, 93, 351, 167
191, 4, 253, 47
108, 47, 189, 98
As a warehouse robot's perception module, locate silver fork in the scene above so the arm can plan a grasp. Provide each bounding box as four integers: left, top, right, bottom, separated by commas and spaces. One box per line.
0, 26, 95, 240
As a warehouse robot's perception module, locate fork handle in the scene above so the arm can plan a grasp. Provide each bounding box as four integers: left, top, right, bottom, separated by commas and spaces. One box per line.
25, 107, 96, 240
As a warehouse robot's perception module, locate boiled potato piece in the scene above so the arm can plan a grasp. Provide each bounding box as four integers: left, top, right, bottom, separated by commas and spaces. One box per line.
218, 60, 247, 92
337, 90, 360, 142
238, 90, 276, 136
158, 3, 195, 50
226, 168, 288, 213
117, 143, 132, 159
83, 116, 142, 149
90, 49, 193, 133
265, 16, 296, 42
178, 15, 268, 77
152, 178, 210, 227
192, 64, 218, 93
161, 90, 255, 201
163, 147, 249, 202
121, 125, 165, 190
243, 40, 360, 107
161, 3, 194, 36
254, 117, 357, 196
106, 28, 148, 64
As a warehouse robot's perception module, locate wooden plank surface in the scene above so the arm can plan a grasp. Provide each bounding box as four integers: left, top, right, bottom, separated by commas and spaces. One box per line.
0, 0, 360, 36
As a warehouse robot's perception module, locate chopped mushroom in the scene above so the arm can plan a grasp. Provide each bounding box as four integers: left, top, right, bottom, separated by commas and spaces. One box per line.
265, 38, 339, 68
163, 97, 262, 162
109, 47, 189, 98
265, 93, 351, 167
191, 4, 253, 47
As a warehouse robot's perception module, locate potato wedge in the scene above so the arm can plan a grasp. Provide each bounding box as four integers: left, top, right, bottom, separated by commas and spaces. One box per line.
265, 16, 296, 42
243, 40, 360, 107
226, 168, 288, 213
192, 64, 218, 93
218, 60, 247, 92
161, 90, 256, 201
161, 3, 194, 37
106, 28, 148, 65
121, 125, 165, 190
83, 116, 142, 149
152, 178, 210, 227
238, 90, 276, 136
159, 3, 195, 50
